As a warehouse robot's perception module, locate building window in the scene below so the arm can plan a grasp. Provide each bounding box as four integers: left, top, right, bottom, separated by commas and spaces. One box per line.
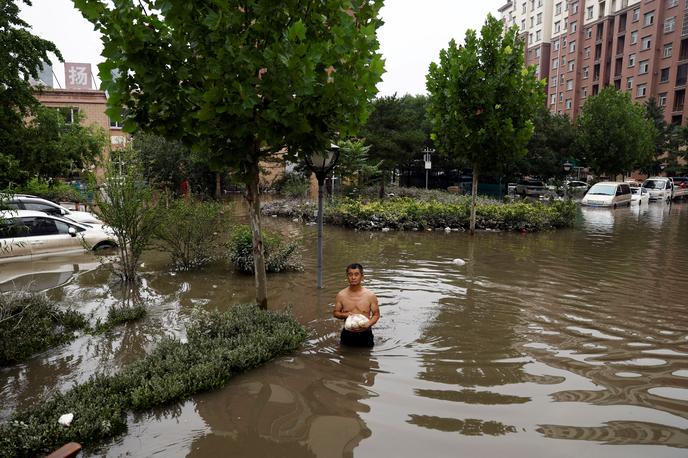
665, 17, 676, 33
658, 93, 668, 106
556, 2, 562, 15
660, 67, 670, 83
531, 16, 534, 27
583, 66, 589, 78
109, 118, 123, 128
582, 87, 588, 98
555, 21, 561, 33
538, 0, 543, 6
529, 33, 533, 44
552, 58, 559, 69
644, 11, 655, 27
537, 12, 542, 24
642, 36, 652, 50
551, 94, 556, 104
627, 77, 633, 89
628, 53, 636, 67
639, 60, 649, 74
585, 27, 592, 39
551, 76, 558, 87
571, 2, 579, 14
536, 30, 542, 41
664, 43, 673, 57
54, 107, 80, 124
522, 19, 526, 30
569, 41, 576, 53
559, 92, 564, 102
568, 60, 575, 71
668, 0, 679, 7
587, 6, 593, 19
584, 46, 591, 58
554, 40, 560, 51
567, 79, 574, 90
535, 47, 541, 58
637, 84, 647, 97
571, 21, 577, 33
632, 8, 640, 22
565, 99, 572, 109
522, 2, 526, 14
630, 31, 638, 44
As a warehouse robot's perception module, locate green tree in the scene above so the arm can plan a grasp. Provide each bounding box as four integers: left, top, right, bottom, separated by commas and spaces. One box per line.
644, 97, 683, 175
336, 138, 378, 188
11, 106, 106, 182
1, 0, 63, 186
361, 94, 432, 196
575, 87, 655, 178
515, 106, 575, 179
426, 15, 544, 234
73, 0, 384, 308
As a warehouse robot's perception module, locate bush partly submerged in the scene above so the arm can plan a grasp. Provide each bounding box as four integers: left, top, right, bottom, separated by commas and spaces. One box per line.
0, 292, 87, 366
0, 304, 307, 457
228, 224, 303, 273
263, 196, 576, 232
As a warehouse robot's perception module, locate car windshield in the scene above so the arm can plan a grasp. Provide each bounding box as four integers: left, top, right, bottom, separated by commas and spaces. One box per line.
642, 180, 664, 189
587, 184, 616, 196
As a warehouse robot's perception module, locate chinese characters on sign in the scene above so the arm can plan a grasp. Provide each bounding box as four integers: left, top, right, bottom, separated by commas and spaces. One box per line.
64, 63, 93, 90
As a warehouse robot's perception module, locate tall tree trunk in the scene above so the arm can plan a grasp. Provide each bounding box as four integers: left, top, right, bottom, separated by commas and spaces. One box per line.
245, 162, 268, 309
470, 166, 479, 236
215, 172, 221, 200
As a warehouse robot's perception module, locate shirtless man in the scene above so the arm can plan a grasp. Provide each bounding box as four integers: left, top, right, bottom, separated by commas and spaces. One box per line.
333, 263, 380, 347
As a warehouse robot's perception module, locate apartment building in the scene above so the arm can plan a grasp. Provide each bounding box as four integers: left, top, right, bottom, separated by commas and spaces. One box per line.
500, 0, 688, 124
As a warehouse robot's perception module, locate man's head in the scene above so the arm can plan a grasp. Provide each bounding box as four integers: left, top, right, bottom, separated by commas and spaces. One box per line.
346, 263, 364, 287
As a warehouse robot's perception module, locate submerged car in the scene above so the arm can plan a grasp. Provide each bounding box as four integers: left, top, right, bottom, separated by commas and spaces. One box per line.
0, 210, 116, 263
631, 187, 649, 205
3, 195, 103, 226
641, 177, 673, 202
581, 182, 632, 208
515, 179, 548, 198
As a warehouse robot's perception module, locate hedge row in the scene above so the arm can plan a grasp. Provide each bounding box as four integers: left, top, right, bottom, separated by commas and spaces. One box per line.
263, 197, 577, 232
0, 304, 307, 457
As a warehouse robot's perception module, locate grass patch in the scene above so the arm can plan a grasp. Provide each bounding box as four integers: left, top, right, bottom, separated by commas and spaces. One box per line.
0, 292, 87, 366
92, 304, 147, 334
0, 304, 308, 457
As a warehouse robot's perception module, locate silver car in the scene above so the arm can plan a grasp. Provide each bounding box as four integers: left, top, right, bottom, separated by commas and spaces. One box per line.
3, 195, 103, 226
0, 210, 117, 263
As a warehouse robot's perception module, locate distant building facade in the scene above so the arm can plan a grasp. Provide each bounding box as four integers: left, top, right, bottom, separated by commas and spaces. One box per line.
500, 0, 688, 124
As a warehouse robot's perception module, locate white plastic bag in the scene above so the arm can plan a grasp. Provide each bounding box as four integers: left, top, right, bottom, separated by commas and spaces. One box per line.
344, 314, 369, 331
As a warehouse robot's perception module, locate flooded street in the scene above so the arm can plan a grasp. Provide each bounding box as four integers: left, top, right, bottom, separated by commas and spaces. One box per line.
2, 201, 688, 456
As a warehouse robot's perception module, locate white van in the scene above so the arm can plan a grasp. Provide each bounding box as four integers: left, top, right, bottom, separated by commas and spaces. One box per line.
581, 181, 632, 208
642, 177, 673, 202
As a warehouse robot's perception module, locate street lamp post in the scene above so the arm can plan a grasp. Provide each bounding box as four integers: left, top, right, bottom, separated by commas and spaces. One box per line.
423, 147, 434, 190
305, 144, 340, 289
562, 162, 572, 200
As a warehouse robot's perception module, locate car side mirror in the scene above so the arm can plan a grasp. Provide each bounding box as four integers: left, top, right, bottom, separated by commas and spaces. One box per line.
68, 227, 77, 237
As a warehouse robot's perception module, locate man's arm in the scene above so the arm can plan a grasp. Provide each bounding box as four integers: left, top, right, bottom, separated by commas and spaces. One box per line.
363, 293, 380, 328
333, 292, 351, 320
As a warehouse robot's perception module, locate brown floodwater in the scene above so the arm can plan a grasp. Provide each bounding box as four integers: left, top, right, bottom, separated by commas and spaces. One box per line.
2, 200, 688, 457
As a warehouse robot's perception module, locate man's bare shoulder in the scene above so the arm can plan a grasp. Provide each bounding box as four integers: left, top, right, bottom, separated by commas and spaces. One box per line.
336, 287, 349, 297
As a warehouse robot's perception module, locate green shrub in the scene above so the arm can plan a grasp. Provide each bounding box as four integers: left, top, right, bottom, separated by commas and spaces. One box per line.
273, 172, 309, 198
18, 177, 83, 202
228, 225, 303, 273
154, 198, 230, 270
92, 304, 147, 334
0, 305, 307, 457
0, 292, 87, 366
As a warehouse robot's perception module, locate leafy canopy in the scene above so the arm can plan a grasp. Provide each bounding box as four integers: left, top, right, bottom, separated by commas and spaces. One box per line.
426, 14, 544, 176
574, 86, 656, 177
73, 0, 385, 171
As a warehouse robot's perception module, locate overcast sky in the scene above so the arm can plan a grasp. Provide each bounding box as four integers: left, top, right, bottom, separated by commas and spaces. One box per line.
19, 0, 505, 96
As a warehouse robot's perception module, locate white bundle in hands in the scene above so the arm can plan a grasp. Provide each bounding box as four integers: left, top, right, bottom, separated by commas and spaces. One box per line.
344, 314, 369, 331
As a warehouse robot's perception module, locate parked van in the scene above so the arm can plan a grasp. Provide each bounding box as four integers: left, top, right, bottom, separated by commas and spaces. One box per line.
641, 177, 673, 202
581, 181, 632, 208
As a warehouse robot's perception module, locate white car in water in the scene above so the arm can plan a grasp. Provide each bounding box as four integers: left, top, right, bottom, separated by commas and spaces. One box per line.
642, 177, 673, 202
630, 187, 649, 205
581, 182, 632, 208
3, 195, 103, 226
0, 210, 117, 263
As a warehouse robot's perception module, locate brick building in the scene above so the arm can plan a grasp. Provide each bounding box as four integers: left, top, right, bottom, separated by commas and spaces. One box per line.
500, 0, 688, 124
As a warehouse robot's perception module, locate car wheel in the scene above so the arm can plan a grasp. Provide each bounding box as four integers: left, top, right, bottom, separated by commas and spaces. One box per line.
93, 242, 117, 251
